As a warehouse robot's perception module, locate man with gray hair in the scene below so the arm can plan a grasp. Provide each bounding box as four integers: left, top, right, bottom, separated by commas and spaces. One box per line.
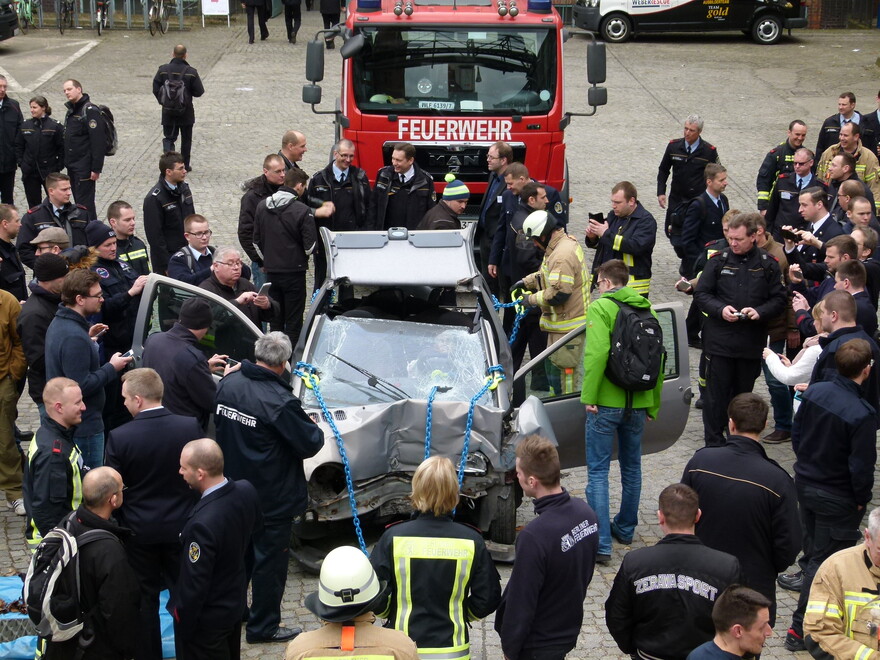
657, 114, 720, 259
803, 507, 880, 658
214, 331, 323, 644
199, 246, 277, 326
307, 139, 371, 292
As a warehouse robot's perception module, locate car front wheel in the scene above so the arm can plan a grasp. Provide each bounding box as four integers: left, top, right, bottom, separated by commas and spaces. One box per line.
600, 13, 632, 43
751, 13, 782, 44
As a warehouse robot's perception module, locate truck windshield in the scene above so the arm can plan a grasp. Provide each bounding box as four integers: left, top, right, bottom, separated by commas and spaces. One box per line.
352, 26, 557, 115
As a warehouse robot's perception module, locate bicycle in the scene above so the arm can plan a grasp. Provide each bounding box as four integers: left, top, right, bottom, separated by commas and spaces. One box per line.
58, 0, 74, 33
147, 0, 168, 35
13, 0, 34, 34
95, 0, 109, 34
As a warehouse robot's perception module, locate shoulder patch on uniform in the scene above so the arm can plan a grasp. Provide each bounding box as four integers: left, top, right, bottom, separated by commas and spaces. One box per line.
88, 119, 97, 129
27, 206, 40, 214
778, 173, 790, 179
188, 542, 200, 563
95, 267, 110, 279
171, 250, 186, 258
554, 201, 563, 214
151, 188, 161, 197
709, 250, 724, 258
75, 204, 88, 210
769, 148, 778, 154
763, 252, 779, 262
709, 145, 717, 151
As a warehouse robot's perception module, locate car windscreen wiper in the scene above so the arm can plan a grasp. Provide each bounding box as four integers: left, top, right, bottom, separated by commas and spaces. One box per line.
327, 353, 411, 401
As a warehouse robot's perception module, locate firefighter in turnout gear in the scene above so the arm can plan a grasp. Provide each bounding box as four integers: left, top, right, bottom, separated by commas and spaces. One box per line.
803, 508, 880, 660
513, 211, 589, 394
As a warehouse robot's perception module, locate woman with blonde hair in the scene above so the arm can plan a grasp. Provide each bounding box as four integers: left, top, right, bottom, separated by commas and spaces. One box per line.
370, 456, 501, 660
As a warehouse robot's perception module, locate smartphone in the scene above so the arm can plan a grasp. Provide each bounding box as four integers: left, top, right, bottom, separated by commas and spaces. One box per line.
675, 279, 693, 293
588, 212, 605, 223
781, 228, 800, 242
257, 282, 272, 297
94, 327, 108, 338
225, 358, 240, 367
121, 349, 134, 359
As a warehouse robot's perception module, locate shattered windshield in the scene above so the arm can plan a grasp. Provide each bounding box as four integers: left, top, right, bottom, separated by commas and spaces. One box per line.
300, 316, 493, 408
351, 26, 557, 115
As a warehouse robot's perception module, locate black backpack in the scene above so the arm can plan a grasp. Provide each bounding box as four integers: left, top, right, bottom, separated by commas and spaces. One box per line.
95, 105, 118, 157
604, 298, 665, 392
667, 196, 706, 238
23, 512, 117, 642
158, 74, 191, 116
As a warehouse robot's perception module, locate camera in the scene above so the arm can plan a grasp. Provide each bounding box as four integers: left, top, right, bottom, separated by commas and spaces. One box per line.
733, 311, 748, 320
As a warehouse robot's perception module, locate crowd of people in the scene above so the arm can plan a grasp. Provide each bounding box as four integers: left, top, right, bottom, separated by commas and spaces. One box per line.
1, 40, 880, 660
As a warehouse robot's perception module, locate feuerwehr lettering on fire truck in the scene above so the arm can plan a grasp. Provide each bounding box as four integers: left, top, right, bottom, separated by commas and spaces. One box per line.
397, 118, 513, 142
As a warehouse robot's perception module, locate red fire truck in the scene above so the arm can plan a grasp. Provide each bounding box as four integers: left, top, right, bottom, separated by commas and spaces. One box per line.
302, 0, 608, 221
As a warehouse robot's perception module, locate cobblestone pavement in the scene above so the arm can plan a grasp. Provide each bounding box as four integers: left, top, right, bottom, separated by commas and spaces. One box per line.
1, 20, 879, 659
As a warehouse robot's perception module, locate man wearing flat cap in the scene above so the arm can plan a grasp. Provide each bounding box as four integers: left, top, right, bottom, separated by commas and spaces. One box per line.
141, 297, 227, 431
30, 226, 70, 258
285, 545, 418, 660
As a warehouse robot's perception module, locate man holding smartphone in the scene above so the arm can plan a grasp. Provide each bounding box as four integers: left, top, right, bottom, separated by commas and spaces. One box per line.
199, 246, 277, 327
694, 213, 786, 446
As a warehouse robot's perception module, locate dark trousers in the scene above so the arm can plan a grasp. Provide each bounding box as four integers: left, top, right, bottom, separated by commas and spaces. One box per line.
283, 0, 301, 39
175, 622, 241, 660
245, 517, 292, 639
790, 482, 865, 635
522, 646, 572, 660
127, 541, 181, 660
68, 168, 97, 219
245, 4, 268, 41
268, 271, 306, 345
322, 11, 340, 43
0, 170, 14, 205
685, 298, 703, 343
702, 354, 761, 446
163, 124, 194, 169
22, 173, 44, 209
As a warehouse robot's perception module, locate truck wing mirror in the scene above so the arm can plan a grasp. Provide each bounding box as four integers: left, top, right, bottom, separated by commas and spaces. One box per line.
305, 40, 325, 83
587, 41, 606, 85
340, 33, 365, 59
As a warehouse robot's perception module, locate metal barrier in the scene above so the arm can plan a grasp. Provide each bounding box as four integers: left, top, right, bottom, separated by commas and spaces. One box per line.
29, 0, 245, 30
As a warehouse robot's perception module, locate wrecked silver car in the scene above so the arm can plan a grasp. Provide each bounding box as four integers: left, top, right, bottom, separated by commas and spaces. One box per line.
132, 226, 691, 550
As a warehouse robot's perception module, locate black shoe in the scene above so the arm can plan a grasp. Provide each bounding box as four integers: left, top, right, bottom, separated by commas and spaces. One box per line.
596, 553, 611, 565
777, 571, 803, 592
248, 37, 254, 44
247, 627, 302, 644
289, 32, 296, 44
688, 338, 702, 349
260, 32, 269, 40
784, 629, 805, 652
185, 165, 192, 173
694, 397, 703, 410
325, 39, 335, 49
763, 429, 791, 444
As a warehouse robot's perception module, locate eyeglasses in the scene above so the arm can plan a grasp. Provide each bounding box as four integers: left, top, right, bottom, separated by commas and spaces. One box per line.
216, 261, 243, 268
82, 293, 104, 300
793, 161, 811, 166
486, 155, 500, 161
187, 230, 212, 238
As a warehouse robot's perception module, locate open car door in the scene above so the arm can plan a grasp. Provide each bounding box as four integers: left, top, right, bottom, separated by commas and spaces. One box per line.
512, 300, 692, 469
131, 274, 265, 373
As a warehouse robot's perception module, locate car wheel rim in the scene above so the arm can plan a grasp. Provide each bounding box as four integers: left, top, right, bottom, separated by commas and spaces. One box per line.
606, 19, 626, 39
757, 18, 778, 41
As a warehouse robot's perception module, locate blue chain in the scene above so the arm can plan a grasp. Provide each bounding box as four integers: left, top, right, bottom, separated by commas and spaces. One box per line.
424, 385, 440, 461
492, 294, 529, 346
458, 365, 505, 487
293, 361, 368, 555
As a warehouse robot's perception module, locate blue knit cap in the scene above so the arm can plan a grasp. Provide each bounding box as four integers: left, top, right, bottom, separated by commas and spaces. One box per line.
443, 172, 470, 200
